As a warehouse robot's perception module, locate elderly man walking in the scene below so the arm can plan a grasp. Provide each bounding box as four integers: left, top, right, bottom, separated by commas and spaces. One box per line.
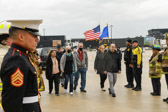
104, 44, 121, 97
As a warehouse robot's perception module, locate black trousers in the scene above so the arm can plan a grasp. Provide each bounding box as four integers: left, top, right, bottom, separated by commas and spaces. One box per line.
48, 74, 60, 94
133, 66, 142, 88
23, 102, 41, 112
126, 64, 134, 85
99, 74, 107, 88
151, 78, 161, 94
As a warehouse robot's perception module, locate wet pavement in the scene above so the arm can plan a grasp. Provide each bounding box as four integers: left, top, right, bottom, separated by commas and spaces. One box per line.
40, 50, 168, 112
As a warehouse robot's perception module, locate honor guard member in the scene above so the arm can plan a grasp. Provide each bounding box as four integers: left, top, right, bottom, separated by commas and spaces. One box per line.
0, 20, 43, 112
131, 40, 143, 91
124, 39, 134, 88
162, 33, 168, 103
149, 45, 162, 96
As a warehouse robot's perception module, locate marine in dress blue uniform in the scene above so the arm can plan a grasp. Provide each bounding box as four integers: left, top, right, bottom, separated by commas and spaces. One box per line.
0, 20, 43, 112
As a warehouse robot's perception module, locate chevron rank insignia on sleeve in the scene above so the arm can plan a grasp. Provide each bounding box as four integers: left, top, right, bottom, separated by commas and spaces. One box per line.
11, 67, 24, 87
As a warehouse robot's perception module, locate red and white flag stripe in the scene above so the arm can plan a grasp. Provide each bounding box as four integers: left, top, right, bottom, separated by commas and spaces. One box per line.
84, 30, 100, 41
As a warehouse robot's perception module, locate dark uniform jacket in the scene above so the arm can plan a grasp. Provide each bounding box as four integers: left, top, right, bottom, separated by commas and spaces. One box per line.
94, 52, 106, 74
0, 43, 40, 112
104, 50, 121, 73
124, 45, 133, 65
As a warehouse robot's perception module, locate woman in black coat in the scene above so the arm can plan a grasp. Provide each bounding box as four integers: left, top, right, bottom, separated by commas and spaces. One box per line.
94, 45, 107, 91
46, 50, 60, 96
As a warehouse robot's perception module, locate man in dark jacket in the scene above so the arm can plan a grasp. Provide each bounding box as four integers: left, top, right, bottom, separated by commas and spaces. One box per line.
56, 45, 63, 66
104, 44, 121, 97
56, 44, 64, 87
124, 39, 134, 88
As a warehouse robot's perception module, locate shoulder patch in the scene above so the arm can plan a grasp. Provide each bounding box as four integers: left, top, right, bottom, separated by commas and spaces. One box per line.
10, 67, 24, 87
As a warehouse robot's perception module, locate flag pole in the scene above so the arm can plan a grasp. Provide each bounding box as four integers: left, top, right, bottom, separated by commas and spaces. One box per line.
98, 23, 101, 47
107, 24, 110, 45
109, 25, 113, 43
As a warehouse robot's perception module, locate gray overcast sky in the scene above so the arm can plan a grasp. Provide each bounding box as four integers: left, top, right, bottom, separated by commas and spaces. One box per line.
1, 0, 168, 39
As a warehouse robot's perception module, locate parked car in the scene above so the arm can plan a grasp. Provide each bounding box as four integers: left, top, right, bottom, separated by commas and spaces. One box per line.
37, 47, 52, 70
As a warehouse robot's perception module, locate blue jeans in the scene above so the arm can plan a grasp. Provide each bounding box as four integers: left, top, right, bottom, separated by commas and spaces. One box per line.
74, 68, 86, 90
64, 74, 73, 92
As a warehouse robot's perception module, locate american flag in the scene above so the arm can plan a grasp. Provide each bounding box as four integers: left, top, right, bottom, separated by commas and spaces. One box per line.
84, 25, 100, 41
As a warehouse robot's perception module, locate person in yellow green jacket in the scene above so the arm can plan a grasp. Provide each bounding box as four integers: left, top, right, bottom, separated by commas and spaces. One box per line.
131, 40, 142, 91
149, 45, 162, 96
162, 35, 168, 103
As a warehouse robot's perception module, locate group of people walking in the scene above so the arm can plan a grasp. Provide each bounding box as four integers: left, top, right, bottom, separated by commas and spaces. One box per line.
45, 42, 88, 96
94, 44, 121, 97
43, 36, 168, 105
94, 40, 143, 97
46, 38, 168, 103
